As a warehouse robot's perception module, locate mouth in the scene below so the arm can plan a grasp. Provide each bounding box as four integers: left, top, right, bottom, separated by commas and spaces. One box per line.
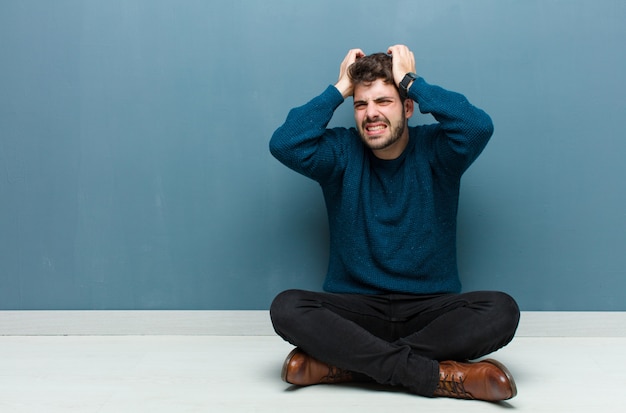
364, 123, 388, 136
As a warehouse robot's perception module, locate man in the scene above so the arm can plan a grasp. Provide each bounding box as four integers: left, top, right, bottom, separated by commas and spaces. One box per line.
268, 45, 520, 402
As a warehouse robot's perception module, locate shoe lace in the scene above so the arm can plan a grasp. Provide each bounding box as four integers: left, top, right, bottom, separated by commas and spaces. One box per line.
322, 365, 352, 383
438, 373, 473, 399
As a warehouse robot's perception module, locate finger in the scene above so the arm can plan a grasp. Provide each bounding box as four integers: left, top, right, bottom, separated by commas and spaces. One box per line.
348, 48, 365, 63
389, 46, 415, 69
387, 44, 407, 55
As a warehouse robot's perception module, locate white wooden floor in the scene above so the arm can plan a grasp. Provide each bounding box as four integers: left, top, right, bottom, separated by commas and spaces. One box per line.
1, 333, 625, 412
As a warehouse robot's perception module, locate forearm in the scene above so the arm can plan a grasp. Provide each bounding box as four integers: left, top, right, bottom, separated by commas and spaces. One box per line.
269, 85, 345, 179
409, 77, 493, 169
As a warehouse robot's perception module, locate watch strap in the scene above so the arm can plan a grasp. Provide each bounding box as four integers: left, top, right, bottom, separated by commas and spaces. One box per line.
399, 72, 417, 98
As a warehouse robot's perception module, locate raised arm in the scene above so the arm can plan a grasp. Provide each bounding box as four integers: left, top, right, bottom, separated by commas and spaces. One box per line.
409, 76, 494, 175
269, 49, 365, 182
387, 44, 493, 174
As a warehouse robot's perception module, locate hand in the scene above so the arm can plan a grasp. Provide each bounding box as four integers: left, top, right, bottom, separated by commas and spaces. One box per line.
334, 48, 365, 98
387, 45, 416, 88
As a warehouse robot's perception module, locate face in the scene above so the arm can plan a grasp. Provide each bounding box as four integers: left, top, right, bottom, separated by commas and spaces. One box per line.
353, 79, 414, 159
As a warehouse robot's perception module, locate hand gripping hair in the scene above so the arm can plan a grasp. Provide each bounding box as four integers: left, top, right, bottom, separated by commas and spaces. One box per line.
348, 53, 395, 87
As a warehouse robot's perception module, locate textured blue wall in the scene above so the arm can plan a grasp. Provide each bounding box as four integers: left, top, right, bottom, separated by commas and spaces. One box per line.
1, 0, 624, 310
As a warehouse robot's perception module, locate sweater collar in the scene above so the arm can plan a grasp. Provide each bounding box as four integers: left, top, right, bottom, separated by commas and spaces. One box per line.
368, 135, 415, 169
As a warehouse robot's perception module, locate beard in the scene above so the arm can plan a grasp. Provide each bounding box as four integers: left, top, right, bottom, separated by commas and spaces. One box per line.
358, 113, 407, 151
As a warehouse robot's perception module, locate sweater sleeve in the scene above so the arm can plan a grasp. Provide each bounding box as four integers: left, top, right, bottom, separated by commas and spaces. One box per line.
409, 77, 494, 176
269, 85, 351, 183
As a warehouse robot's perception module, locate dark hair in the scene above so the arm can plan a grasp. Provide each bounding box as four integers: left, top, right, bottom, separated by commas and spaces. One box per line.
348, 53, 395, 86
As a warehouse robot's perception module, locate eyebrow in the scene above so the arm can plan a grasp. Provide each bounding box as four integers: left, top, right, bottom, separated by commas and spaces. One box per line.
353, 96, 396, 106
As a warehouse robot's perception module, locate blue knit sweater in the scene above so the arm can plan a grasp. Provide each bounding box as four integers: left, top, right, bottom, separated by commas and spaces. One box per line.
269, 77, 493, 295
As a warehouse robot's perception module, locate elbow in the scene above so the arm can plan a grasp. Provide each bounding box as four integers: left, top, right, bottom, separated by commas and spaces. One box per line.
475, 112, 494, 142
268, 136, 279, 158
269, 129, 286, 160
482, 112, 494, 136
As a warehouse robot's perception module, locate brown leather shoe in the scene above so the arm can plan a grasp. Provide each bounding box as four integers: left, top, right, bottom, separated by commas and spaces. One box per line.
281, 348, 352, 386
434, 359, 517, 401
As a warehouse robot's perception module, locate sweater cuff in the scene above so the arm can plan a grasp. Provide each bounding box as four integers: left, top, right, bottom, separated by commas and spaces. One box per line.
407, 76, 427, 100
327, 84, 346, 103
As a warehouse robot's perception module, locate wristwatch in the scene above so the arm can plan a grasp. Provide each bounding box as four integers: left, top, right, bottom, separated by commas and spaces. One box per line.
399, 72, 417, 98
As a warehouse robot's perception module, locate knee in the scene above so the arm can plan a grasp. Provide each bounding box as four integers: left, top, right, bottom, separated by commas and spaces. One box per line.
269, 289, 306, 335
490, 291, 521, 339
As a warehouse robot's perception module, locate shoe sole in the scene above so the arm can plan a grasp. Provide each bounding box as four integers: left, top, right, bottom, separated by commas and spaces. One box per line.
482, 358, 518, 399
281, 347, 301, 383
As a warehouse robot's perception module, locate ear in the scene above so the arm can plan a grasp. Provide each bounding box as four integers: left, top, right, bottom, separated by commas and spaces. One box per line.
404, 98, 414, 119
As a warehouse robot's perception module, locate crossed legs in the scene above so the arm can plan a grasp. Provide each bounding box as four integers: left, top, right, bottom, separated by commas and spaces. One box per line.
270, 289, 520, 397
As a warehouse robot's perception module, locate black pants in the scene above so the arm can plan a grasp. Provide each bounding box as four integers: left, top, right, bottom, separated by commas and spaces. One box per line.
270, 289, 520, 396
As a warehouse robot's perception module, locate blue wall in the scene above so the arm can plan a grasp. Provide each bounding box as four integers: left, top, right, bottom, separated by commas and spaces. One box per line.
1, 0, 624, 310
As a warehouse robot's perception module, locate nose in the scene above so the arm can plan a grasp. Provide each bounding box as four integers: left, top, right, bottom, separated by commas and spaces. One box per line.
365, 103, 380, 120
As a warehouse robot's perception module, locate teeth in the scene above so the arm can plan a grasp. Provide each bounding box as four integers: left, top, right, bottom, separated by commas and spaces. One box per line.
367, 125, 385, 131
